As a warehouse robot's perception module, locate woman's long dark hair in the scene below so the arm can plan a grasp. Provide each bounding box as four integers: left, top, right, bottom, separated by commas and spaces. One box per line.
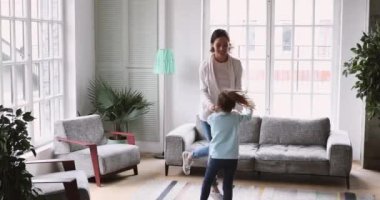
217, 90, 251, 112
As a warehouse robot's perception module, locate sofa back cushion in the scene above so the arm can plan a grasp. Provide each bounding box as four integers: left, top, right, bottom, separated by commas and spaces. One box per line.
238, 116, 262, 143
259, 117, 330, 146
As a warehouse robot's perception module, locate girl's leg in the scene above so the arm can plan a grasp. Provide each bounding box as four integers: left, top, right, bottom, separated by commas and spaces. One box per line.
222, 159, 238, 200
191, 120, 210, 160
200, 120, 212, 141
200, 158, 220, 200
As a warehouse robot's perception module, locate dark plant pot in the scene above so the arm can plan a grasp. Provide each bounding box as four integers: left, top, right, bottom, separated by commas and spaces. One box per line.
362, 116, 380, 171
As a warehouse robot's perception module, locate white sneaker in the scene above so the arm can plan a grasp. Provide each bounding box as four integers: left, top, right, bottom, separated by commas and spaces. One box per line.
182, 151, 193, 175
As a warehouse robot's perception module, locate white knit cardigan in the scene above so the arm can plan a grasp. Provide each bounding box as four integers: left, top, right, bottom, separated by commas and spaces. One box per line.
199, 54, 243, 121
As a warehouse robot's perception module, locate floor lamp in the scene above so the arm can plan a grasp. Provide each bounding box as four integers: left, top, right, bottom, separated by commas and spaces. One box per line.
154, 49, 175, 159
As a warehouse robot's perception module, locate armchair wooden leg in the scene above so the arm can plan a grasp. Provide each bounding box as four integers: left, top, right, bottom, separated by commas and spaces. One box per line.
165, 164, 169, 176
89, 146, 101, 187
346, 175, 350, 189
133, 166, 138, 175
63, 179, 81, 200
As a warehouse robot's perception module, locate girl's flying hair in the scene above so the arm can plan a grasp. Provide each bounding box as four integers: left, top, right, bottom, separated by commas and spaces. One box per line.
217, 90, 252, 112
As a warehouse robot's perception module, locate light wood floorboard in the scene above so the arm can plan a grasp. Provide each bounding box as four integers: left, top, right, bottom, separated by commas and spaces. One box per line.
89, 154, 380, 199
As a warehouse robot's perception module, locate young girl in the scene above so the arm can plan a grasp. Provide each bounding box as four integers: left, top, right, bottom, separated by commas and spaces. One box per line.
200, 90, 254, 200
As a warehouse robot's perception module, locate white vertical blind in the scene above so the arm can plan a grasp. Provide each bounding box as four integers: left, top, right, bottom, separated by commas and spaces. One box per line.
95, 0, 159, 141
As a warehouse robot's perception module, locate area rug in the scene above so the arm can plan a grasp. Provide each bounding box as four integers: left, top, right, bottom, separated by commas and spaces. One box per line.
133, 179, 375, 200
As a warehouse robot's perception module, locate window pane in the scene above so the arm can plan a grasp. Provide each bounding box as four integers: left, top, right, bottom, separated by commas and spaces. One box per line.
41, 22, 50, 58
31, 22, 40, 59
41, 0, 50, 20
249, 0, 266, 25
33, 102, 41, 142
41, 61, 50, 96
314, 27, 332, 59
312, 95, 331, 117
15, 64, 26, 103
229, 0, 247, 25
273, 61, 291, 93
247, 60, 266, 93
272, 94, 291, 117
14, 0, 26, 17
248, 26, 266, 59
51, 0, 62, 20
295, 0, 312, 25
32, 63, 40, 98
315, 0, 333, 25
51, 60, 60, 95
294, 27, 312, 59
229, 27, 246, 58
249, 93, 265, 115
50, 23, 61, 57
293, 94, 311, 117
31, 0, 39, 18
1, 20, 11, 61
313, 61, 331, 93
274, 26, 292, 59
15, 20, 25, 61
1, 0, 10, 16
210, 0, 227, 25
293, 61, 312, 93
2, 65, 13, 105
274, 0, 292, 25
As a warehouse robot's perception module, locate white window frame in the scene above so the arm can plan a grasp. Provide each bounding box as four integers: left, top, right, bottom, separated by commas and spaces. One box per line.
0, 0, 65, 146
202, 0, 341, 126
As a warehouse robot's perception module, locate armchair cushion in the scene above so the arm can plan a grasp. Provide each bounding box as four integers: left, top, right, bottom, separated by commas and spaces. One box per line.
61, 115, 108, 152
56, 144, 140, 176
33, 170, 90, 200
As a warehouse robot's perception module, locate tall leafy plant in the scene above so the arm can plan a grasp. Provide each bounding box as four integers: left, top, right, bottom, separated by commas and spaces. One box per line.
0, 105, 41, 200
343, 23, 380, 119
88, 79, 152, 137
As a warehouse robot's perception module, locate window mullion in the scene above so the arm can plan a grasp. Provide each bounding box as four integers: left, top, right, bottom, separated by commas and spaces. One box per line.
290, 0, 295, 116
311, 0, 316, 116
245, 0, 249, 92
11, 0, 17, 108
267, 0, 274, 115
0, 0, 3, 104
25, 0, 35, 144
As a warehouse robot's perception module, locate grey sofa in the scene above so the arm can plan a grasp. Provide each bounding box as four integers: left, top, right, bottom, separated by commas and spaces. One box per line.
165, 116, 353, 188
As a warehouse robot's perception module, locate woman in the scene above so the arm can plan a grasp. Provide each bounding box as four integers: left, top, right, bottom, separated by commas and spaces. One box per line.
182, 28, 243, 192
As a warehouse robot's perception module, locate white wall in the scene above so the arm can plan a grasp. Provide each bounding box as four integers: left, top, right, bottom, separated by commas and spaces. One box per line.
165, 0, 202, 133
75, 0, 96, 116
65, 0, 95, 118
338, 0, 368, 160
165, 0, 368, 160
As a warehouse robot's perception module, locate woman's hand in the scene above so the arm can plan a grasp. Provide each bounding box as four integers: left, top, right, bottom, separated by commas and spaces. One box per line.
209, 104, 218, 112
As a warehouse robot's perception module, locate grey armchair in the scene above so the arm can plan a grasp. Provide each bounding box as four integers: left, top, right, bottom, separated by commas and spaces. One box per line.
27, 159, 90, 200
53, 114, 141, 187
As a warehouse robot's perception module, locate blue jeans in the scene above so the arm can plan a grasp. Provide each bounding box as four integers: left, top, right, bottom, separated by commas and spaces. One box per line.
200, 158, 238, 200
192, 120, 211, 158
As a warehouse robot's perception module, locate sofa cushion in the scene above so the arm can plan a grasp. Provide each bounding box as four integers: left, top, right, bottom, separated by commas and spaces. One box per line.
256, 144, 327, 161
195, 115, 207, 141
238, 117, 262, 143
259, 117, 330, 146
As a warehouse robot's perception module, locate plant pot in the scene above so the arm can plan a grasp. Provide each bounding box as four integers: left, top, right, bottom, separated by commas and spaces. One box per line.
362, 116, 380, 171
107, 136, 127, 144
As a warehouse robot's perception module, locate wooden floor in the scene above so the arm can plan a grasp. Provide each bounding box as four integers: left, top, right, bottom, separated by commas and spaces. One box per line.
89, 154, 379, 200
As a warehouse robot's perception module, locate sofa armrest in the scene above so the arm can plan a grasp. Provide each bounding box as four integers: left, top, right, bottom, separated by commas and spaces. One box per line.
327, 130, 352, 176
165, 123, 197, 166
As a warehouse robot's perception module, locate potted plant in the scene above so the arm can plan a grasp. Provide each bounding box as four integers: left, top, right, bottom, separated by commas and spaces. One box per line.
343, 23, 380, 170
88, 79, 152, 141
0, 105, 40, 199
